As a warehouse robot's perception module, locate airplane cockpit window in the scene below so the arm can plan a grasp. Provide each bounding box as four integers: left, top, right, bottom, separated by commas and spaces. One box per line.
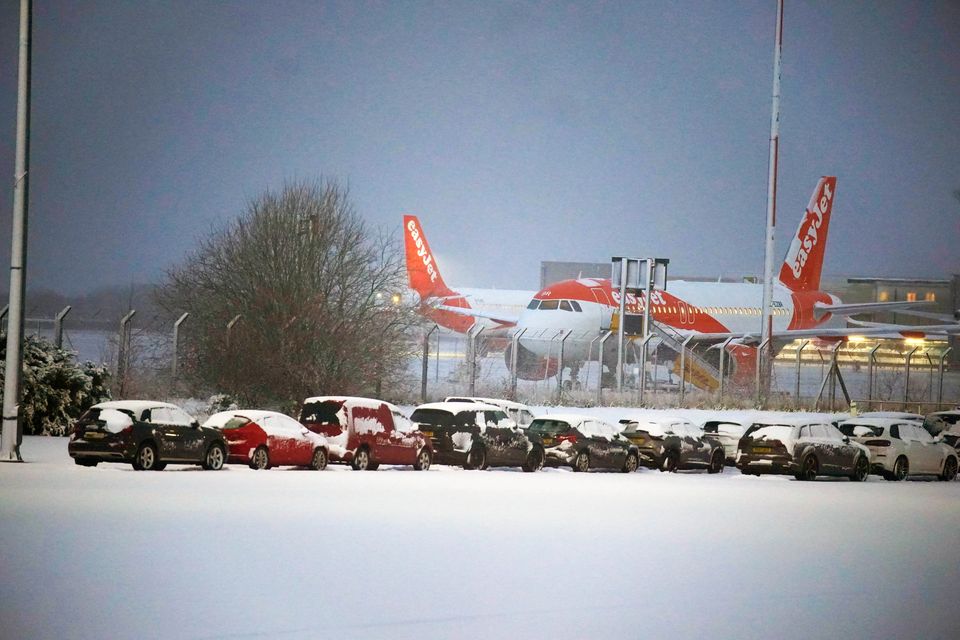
560, 300, 572, 311
539, 300, 559, 310
570, 300, 582, 312
527, 299, 540, 310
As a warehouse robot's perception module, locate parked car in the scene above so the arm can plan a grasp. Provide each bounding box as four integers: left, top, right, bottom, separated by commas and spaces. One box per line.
444, 396, 536, 427
701, 419, 749, 465
838, 418, 958, 481
736, 421, 870, 481
68, 400, 226, 471
203, 410, 330, 470
922, 410, 960, 438
529, 414, 639, 472
299, 397, 432, 470
620, 416, 725, 473
410, 401, 541, 470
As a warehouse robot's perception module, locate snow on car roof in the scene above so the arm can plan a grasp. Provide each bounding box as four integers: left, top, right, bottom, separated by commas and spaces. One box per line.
444, 397, 530, 411
302, 396, 400, 411
531, 413, 590, 426
203, 409, 294, 428
838, 417, 907, 427
414, 401, 504, 413
93, 400, 184, 413
859, 411, 923, 420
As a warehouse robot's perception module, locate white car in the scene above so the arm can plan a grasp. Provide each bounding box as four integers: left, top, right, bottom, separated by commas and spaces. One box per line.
444, 396, 536, 427
922, 410, 960, 438
701, 419, 748, 465
838, 418, 958, 481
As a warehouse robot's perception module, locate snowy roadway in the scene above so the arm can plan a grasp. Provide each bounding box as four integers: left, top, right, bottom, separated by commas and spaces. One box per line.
2, 435, 958, 639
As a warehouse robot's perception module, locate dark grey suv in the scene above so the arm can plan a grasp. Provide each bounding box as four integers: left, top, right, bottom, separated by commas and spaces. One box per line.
736, 421, 870, 481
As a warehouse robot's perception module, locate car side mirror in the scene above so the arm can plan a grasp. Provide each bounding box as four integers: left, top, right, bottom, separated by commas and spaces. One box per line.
191, 420, 200, 429
842, 435, 849, 443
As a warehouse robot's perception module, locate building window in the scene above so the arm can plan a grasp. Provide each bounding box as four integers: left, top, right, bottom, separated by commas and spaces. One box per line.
878, 290, 889, 302
925, 292, 936, 302
906, 292, 917, 302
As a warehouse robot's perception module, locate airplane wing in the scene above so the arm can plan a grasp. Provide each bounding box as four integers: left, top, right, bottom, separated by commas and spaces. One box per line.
814, 300, 934, 317
682, 322, 960, 344
433, 304, 519, 327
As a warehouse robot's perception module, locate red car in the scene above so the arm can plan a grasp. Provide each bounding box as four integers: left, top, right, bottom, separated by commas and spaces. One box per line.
299, 396, 433, 470
203, 410, 330, 470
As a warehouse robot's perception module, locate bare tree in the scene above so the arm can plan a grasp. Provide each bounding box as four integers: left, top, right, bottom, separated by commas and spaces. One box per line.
157, 180, 417, 407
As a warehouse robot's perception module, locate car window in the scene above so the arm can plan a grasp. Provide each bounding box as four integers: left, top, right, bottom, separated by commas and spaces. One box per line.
518, 410, 534, 426
839, 423, 883, 438
300, 400, 344, 425
898, 424, 918, 442
410, 409, 453, 427
168, 408, 195, 426
529, 419, 572, 435
799, 425, 812, 438
392, 411, 415, 433
221, 416, 250, 430
148, 407, 172, 425
824, 424, 846, 441
810, 425, 830, 439
271, 414, 304, 433
747, 425, 796, 442
913, 427, 933, 444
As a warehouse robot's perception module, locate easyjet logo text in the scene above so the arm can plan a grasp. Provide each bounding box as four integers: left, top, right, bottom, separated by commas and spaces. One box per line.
791, 181, 833, 279
407, 220, 438, 283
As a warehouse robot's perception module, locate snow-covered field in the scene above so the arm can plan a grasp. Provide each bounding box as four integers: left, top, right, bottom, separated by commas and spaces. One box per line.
2, 427, 958, 640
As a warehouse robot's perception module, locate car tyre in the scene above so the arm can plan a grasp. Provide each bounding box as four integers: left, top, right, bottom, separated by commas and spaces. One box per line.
464, 446, 487, 470
202, 442, 226, 471
250, 446, 270, 470
352, 447, 371, 471
659, 450, 678, 473
522, 446, 544, 472
796, 454, 818, 481
413, 448, 432, 471
573, 451, 590, 473
939, 456, 958, 482
892, 456, 908, 481
622, 452, 639, 473
708, 449, 724, 474
850, 454, 869, 482
310, 448, 328, 471
134, 442, 159, 471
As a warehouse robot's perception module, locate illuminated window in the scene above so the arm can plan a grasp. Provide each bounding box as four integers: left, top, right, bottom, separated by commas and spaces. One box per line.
906, 292, 917, 302
878, 291, 889, 302
925, 292, 936, 302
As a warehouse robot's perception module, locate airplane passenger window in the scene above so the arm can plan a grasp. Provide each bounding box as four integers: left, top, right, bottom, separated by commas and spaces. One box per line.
570, 300, 582, 312
540, 300, 559, 310
560, 300, 572, 311
527, 300, 540, 310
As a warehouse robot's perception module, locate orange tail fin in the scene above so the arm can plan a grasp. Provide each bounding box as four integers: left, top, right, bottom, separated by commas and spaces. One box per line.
403, 215, 455, 300
778, 176, 837, 292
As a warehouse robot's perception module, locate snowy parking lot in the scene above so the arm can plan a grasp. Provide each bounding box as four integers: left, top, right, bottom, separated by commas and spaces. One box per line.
2, 434, 958, 640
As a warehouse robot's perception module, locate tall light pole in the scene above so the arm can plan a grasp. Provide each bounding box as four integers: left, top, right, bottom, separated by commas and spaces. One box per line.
759, 0, 784, 402
2, 0, 32, 462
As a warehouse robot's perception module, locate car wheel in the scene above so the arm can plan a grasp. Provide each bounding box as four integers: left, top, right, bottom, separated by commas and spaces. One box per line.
464, 446, 487, 470
132, 442, 159, 471
850, 454, 869, 482
250, 446, 270, 470
892, 456, 908, 481
798, 454, 818, 481
659, 451, 678, 473
310, 448, 328, 471
74, 458, 98, 467
939, 456, 958, 482
708, 450, 724, 474
622, 452, 639, 473
522, 446, 544, 472
352, 447, 371, 471
414, 448, 432, 471
573, 451, 590, 473
202, 442, 226, 471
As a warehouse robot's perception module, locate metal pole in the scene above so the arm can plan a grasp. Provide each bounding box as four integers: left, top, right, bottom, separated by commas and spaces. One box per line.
759, 0, 784, 398
556, 330, 572, 404
435, 329, 440, 383
679, 334, 694, 406
937, 347, 952, 408
468, 325, 484, 396
794, 339, 809, 410
420, 324, 438, 403
2, 0, 33, 462
53, 305, 72, 349
904, 346, 919, 405
510, 328, 527, 398
116, 310, 136, 395
171, 312, 189, 380
717, 338, 734, 404
926, 352, 934, 403
829, 342, 841, 412
755, 338, 771, 406
596, 330, 612, 406
615, 259, 628, 392
867, 343, 881, 410
638, 334, 655, 405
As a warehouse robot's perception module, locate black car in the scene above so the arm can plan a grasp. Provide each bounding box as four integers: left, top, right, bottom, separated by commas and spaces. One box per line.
68, 400, 227, 471
736, 421, 871, 481
410, 401, 542, 471
620, 416, 725, 473
528, 414, 639, 473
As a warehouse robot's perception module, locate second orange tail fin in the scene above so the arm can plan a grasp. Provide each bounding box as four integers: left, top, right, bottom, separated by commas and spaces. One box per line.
778, 176, 837, 292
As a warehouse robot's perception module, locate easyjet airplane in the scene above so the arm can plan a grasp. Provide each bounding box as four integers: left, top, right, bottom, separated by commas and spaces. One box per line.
405, 177, 958, 386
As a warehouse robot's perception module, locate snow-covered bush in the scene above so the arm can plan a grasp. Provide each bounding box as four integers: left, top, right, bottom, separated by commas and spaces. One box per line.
0, 332, 111, 436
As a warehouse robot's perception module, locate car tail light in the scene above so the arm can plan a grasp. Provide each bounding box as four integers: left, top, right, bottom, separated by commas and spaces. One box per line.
864, 439, 891, 447
557, 434, 577, 445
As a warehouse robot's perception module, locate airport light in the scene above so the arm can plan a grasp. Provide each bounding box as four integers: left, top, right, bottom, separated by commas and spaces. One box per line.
847, 335, 866, 343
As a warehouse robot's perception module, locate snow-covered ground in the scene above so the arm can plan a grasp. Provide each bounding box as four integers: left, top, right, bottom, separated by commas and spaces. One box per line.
2, 429, 958, 640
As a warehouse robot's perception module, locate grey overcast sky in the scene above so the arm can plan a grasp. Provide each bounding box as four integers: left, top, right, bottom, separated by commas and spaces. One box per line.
1, 1, 958, 295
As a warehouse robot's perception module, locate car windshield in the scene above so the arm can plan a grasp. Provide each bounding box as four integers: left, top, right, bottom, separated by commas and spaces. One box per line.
79, 407, 135, 433
300, 400, 343, 425
221, 417, 251, 430
838, 423, 883, 438
411, 409, 479, 428
528, 419, 572, 435
745, 425, 795, 442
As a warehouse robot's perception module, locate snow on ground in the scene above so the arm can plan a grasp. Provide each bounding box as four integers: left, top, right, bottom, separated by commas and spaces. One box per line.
2, 426, 958, 640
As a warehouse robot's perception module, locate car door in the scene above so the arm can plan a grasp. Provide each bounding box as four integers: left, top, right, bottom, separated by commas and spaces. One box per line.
824, 424, 859, 473
676, 421, 708, 466
390, 409, 419, 465
584, 420, 620, 469
905, 425, 938, 474
809, 424, 840, 472
149, 407, 187, 459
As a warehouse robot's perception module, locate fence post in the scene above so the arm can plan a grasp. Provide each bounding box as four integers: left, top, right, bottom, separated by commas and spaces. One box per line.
903, 345, 919, 405
938, 347, 952, 408
755, 338, 770, 407
638, 334, 655, 405
595, 331, 613, 406
717, 337, 734, 405
509, 328, 527, 399
556, 330, 573, 404
171, 312, 189, 380
0, 304, 8, 332
467, 325, 485, 396
117, 310, 136, 394
794, 339, 809, 410
678, 334, 694, 406
53, 305, 72, 348
866, 343, 881, 410
421, 324, 438, 403
828, 342, 841, 412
